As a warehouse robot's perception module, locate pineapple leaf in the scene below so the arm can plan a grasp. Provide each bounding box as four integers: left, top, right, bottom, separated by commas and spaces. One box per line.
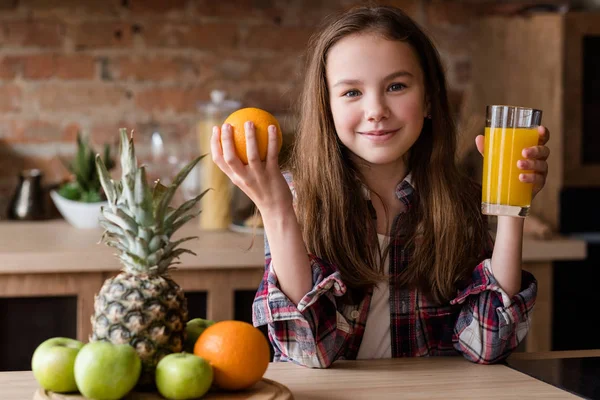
164, 236, 198, 254
148, 235, 167, 253
155, 155, 205, 224
119, 128, 137, 181
146, 248, 165, 267
169, 210, 201, 236
96, 155, 117, 208
102, 208, 139, 235
105, 240, 128, 253
134, 237, 149, 259
134, 166, 154, 227
170, 248, 197, 259
119, 252, 147, 271
157, 249, 197, 270
152, 181, 168, 213
165, 189, 209, 228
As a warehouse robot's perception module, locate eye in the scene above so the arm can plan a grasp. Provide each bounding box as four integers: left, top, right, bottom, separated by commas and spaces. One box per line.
388, 83, 406, 92
343, 90, 361, 98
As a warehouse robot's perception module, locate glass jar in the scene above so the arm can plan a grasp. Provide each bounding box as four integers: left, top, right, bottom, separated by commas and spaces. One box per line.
196, 90, 241, 230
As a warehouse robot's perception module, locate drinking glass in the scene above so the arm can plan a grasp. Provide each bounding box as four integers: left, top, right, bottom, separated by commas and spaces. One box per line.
481, 105, 542, 217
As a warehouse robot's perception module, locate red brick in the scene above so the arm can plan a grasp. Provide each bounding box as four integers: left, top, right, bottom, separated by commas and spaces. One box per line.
20, 54, 95, 80
0, 84, 22, 112
135, 87, 209, 113
241, 86, 295, 114
143, 23, 237, 50
0, 57, 20, 79
71, 22, 133, 49
243, 26, 313, 51
129, 0, 188, 13
203, 51, 303, 82
24, 0, 121, 13
192, 0, 278, 18
32, 84, 128, 112
11, 119, 63, 142
0, 21, 64, 48
90, 121, 134, 147
249, 54, 304, 82
112, 57, 200, 82
89, 121, 194, 156
62, 122, 81, 142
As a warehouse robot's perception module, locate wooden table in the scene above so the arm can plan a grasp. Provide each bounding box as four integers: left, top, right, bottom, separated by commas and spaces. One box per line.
0, 221, 587, 351
0, 356, 581, 399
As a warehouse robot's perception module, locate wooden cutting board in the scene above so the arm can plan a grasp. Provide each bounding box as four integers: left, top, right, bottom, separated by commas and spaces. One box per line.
33, 378, 294, 400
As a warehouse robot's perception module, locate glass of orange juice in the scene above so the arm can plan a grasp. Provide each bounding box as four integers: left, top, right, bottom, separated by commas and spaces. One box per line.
481, 105, 542, 217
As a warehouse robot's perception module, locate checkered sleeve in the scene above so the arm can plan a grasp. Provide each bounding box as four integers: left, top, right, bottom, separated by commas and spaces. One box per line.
451, 257, 537, 364
251, 171, 352, 368
252, 235, 353, 368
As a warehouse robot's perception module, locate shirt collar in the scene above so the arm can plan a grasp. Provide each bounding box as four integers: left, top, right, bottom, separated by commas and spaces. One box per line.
360, 173, 415, 204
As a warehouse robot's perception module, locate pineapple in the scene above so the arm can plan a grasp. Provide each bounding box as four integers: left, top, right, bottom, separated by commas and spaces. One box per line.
92, 128, 207, 387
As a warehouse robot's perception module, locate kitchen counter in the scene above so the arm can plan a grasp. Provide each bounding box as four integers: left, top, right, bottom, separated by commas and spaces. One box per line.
0, 221, 585, 273
0, 355, 584, 400
0, 220, 588, 353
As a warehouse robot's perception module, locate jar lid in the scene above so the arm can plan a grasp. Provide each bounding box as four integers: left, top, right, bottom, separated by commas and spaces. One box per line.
197, 90, 242, 115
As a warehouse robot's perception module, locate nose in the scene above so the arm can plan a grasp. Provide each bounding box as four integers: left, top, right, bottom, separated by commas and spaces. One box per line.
364, 93, 389, 122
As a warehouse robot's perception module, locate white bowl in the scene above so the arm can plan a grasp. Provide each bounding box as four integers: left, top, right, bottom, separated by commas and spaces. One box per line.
50, 190, 107, 229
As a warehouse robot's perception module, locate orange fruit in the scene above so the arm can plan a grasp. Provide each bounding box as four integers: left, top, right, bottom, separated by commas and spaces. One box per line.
222, 107, 282, 165
193, 320, 271, 391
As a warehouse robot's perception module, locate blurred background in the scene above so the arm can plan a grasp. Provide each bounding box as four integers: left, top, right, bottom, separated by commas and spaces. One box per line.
0, 0, 599, 366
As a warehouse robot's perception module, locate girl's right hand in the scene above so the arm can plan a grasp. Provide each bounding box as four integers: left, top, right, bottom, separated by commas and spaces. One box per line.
210, 121, 293, 217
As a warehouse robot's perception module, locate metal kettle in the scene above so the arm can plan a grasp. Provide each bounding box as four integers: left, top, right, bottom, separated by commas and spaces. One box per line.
7, 169, 46, 221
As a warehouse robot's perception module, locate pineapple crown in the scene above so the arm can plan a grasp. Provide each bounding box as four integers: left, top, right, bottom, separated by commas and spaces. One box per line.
95, 128, 207, 275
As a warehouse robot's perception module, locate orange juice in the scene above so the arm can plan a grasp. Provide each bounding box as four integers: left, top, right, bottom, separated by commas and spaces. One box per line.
482, 127, 538, 207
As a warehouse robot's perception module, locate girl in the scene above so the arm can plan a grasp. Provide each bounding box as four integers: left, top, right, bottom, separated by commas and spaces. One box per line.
211, 5, 550, 367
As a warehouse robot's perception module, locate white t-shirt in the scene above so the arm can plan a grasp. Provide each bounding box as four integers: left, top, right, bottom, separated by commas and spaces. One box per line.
356, 233, 392, 359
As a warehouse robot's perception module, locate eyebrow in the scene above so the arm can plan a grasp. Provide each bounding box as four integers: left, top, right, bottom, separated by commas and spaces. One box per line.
332, 70, 414, 88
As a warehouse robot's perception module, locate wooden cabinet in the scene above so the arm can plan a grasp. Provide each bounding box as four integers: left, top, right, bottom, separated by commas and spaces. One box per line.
459, 12, 600, 232
0, 221, 587, 370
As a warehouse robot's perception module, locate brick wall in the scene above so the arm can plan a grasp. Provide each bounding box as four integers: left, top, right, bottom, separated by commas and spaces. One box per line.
0, 0, 544, 215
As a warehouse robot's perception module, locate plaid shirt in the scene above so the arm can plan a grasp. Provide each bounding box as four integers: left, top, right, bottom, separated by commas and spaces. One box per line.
252, 173, 537, 368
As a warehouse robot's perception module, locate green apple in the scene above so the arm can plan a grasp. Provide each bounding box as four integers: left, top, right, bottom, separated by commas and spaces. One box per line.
184, 318, 215, 353
31, 337, 84, 393
155, 353, 213, 400
74, 341, 141, 400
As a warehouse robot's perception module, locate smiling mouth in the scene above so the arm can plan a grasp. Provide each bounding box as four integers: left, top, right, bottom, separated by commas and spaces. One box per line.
359, 129, 399, 136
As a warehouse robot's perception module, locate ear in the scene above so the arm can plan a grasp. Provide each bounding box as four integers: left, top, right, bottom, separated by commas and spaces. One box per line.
424, 96, 431, 118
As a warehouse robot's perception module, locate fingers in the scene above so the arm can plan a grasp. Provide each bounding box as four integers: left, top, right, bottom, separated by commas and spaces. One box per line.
220, 123, 246, 176
519, 171, 546, 188
537, 125, 550, 145
517, 159, 547, 174
210, 126, 232, 175
474, 135, 485, 156
245, 121, 261, 167
522, 145, 550, 160
266, 125, 280, 167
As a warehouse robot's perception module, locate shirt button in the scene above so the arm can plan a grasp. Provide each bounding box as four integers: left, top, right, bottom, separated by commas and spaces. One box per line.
350, 310, 360, 319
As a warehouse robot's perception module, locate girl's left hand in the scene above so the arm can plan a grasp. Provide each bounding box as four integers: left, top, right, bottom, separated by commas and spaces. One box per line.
475, 125, 550, 200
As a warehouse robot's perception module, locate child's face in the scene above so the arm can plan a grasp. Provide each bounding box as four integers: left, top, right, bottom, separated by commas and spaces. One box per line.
326, 33, 428, 168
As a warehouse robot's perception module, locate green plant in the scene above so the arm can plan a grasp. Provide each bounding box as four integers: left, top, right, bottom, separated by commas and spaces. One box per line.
58, 133, 115, 203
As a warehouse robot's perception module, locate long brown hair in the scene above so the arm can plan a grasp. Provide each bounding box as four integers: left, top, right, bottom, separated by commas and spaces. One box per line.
286, 5, 488, 305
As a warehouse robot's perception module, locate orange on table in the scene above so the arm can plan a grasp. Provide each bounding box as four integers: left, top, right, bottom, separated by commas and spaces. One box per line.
222, 107, 282, 165
193, 320, 271, 391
